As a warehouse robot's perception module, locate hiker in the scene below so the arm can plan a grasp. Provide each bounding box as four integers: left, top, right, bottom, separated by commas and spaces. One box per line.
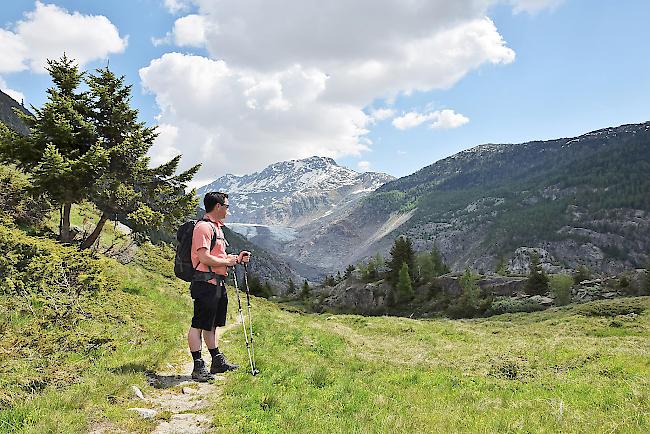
188, 191, 251, 382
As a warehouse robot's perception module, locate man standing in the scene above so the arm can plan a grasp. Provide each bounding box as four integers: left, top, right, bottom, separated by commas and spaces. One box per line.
189, 191, 250, 382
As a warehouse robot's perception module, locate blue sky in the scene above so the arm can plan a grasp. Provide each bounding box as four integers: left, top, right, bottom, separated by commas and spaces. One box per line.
1, 1, 648, 185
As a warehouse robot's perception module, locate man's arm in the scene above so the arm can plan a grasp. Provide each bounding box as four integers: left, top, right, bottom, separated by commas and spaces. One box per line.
197, 247, 238, 267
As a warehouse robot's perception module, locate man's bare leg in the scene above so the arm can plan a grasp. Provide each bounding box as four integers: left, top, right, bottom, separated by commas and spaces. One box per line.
202, 327, 218, 350
188, 327, 203, 352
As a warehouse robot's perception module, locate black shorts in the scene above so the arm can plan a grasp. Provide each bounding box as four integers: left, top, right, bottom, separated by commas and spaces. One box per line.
190, 279, 228, 331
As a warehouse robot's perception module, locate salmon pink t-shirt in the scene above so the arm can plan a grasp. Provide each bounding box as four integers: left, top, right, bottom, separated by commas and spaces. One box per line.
191, 216, 228, 284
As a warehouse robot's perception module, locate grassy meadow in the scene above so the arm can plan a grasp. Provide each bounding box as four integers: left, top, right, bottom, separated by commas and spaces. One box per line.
211, 296, 649, 433
1, 205, 648, 433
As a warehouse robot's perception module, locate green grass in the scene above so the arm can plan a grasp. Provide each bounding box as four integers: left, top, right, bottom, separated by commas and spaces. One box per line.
209, 297, 650, 433
0, 234, 193, 433
3, 204, 649, 432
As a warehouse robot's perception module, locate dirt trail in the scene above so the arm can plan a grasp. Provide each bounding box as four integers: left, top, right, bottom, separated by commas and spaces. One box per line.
143, 320, 241, 434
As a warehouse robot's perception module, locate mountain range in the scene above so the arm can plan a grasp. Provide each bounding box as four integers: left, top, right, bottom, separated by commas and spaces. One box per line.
199, 122, 650, 280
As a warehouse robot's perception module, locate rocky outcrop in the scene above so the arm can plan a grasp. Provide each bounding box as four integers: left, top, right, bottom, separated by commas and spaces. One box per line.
0, 90, 30, 135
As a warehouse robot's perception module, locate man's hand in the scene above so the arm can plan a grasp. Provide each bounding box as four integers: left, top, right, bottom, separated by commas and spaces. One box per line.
238, 251, 251, 264
225, 254, 239, 267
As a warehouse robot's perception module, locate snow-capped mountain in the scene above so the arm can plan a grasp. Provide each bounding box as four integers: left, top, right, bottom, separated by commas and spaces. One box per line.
196, 156, 394, 279
196, 156, 394, 227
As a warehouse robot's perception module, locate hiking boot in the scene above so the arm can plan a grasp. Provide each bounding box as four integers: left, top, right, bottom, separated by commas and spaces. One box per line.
191, 359, 214, 382
210, 352, 239, 373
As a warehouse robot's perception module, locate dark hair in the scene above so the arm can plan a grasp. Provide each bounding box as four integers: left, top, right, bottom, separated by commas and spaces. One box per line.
204, 191, 229, 212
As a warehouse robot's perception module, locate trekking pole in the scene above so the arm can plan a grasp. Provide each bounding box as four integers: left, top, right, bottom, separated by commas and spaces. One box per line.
231, 264, 255, 376
242, 261, 259, 375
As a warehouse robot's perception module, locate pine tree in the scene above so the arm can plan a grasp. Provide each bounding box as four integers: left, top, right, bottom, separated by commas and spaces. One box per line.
336, 271, 342, 283
80, 66, 199, 249
431, 245, 450, 276
396, 262, 413, 302
263, 281, 273, 298
495, 256, 508, 276
344, 264, 355, 279
387, 236, 415, 285
447, 268, 482, 318
288, 278, 295, 293
527, 252, 549, 295
301, 280, 310, 299
1, 55, 102, 242
416, 252, 434, 282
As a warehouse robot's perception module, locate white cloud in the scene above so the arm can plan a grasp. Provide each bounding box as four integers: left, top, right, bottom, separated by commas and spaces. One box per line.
393, 109, 469, 130
370, 108, 395, 122
163, 0, 191, 14
357, 161, 371, 171
173, 14, 208, 47
0, 77, 25, 104
140, 53, 369, 178
0, 2, 127, 74
144, 0, 547, 179
509, 0, 564, 14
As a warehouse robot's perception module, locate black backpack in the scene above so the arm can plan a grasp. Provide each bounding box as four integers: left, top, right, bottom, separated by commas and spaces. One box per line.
174, 218, 218, 282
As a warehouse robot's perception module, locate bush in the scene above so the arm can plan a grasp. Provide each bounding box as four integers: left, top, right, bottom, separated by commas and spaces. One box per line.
0, 165, 49, 228
576, 298, 647, 317
574, 265, 592, 285
446, 269, 491, 318
549, 274, 573, 306
487, 297, 546, 315
0, 224, 114, 297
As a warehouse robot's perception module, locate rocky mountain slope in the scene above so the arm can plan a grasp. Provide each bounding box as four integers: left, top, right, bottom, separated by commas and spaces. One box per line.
292, 122, 650, 275
197, 156, 393, 227
197, 156, 394, 278
0, 90, 30, 135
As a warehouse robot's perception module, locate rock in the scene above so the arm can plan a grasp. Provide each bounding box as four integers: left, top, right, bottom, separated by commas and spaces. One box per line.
128, 408, 157, 419
131, 385, 145, 400
529, 295, 554, 306
507, 247, 564, 274
181, 387, 196, 395
601, 292, 618, 299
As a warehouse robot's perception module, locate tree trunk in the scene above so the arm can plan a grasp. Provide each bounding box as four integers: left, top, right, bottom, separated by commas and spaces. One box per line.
60, 202, 73, 243
80, 213, 109, 250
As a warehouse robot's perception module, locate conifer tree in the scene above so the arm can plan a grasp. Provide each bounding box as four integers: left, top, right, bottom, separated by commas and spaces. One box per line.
1, 55, 102, 242
288, 278, 295, 293
344, 264, 355, 279
495, 256, 508, 276
387, 236, 415, 285
527, 252, 549, 295
396, 262, 413, 302
301, 280, 310, 299
431, 245, 450, 276
80, 66, 199, 249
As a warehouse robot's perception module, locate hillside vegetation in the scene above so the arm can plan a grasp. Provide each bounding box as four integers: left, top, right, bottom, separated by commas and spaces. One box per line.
0, 212, 194, 433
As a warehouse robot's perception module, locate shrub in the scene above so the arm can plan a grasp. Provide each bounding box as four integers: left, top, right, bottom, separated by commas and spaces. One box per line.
487, 297, 545, 315
446, 269, 491, 318
576, 298, 647, 317
0, 165, 49, 228
0, 224, 114, 297
549, 274, 573, 306
574, 265, 592, 285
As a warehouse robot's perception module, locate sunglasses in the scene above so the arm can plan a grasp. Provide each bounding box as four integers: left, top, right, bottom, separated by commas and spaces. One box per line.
219, 204, 230, 209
